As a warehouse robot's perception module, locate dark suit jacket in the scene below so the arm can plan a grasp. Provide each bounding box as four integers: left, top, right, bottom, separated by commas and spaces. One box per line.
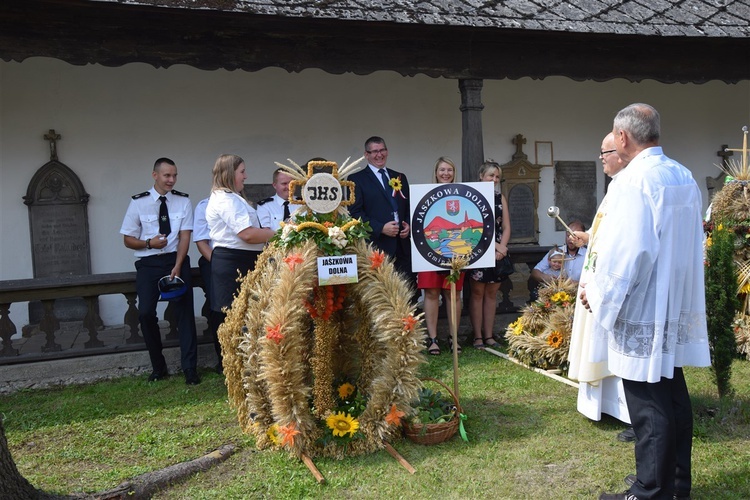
349, 166, 411, 272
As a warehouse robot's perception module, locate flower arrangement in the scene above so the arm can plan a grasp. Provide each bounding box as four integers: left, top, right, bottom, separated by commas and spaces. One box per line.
319, 380, 371, 448
704, 128, 750, 396
504, 276, 578, 370
274, 210, 371, 256
217, 235, 425, 459
732, 311, 750, 361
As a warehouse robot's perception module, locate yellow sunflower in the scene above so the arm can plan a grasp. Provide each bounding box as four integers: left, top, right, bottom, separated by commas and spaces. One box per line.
267, 424, 282, 446
509, 318, 524, 336
326, 412, 360, 438
388, 177, 403, 192
337, 382, 355, 399
547, 331, 563, 348
550, 291, 571, 304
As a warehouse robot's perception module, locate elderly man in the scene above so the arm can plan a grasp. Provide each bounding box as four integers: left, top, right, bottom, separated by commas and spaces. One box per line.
569, 133, 631, 431
578, 104, 710, 500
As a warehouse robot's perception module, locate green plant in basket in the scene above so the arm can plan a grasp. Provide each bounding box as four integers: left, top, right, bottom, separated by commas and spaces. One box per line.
409, 387, 456, 426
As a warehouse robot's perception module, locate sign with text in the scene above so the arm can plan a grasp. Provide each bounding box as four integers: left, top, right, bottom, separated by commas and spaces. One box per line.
410, 182, 496, 272
317, 254, 359, 285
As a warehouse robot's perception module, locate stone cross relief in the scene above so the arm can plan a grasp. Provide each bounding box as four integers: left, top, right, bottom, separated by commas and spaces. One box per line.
512, 134, 527, 160
44, 129, 61, 161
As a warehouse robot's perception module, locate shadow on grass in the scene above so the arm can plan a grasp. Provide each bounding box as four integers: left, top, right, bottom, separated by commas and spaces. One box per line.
0, 368, 229, 432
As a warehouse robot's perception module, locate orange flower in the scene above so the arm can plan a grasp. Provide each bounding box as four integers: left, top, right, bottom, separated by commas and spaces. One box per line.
323, 221, 334, 228
283, 253, 304, 270
266, 323, 284, 344
402, 315, 418, 331
370, 250, 385, 269
278, 422, 300, 447
385, 404, 405, 427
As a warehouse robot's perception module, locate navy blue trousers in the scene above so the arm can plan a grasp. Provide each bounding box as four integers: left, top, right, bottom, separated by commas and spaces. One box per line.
135, 253, 197, 373
623, 367, 693, 500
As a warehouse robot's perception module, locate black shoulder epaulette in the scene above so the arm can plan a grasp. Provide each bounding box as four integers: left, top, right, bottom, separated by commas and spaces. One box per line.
256, 197, 274, 205
132, 191, 149, 200
171, 189, 189, 197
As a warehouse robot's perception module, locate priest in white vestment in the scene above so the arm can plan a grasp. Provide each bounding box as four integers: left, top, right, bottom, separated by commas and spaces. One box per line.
580, 104, 710, 500
568, 132, 630, 425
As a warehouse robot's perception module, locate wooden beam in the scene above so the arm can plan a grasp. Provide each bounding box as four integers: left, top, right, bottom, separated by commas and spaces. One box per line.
1, 0, 749, 83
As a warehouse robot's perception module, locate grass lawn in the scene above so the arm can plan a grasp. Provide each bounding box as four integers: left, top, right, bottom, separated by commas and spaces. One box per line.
2, 349, 749, 499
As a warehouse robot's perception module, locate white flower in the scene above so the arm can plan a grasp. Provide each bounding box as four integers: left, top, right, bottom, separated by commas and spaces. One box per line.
328, 226, 347, 249
281, 223, 295, 240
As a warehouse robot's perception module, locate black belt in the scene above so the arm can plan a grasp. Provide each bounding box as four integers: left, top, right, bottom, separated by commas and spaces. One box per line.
139, 252, 177, 261
212, 247, 257, 257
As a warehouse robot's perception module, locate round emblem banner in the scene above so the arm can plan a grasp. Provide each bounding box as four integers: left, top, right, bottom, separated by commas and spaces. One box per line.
410, 182, 496, 272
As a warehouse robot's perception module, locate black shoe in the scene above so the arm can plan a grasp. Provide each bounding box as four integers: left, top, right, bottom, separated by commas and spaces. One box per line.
184, 368, 201, 385
599, 492, 637, 500
624, 474, 637, 487
148, 369, 169, 382
617, 426, 636, 442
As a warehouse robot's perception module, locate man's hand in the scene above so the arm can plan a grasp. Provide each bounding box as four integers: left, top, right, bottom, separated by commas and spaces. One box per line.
150, 234, 168, 249
571, 231, 589, 247
579, 287, 591, 312
399, 221, 410, 238
383, 221, 400, 237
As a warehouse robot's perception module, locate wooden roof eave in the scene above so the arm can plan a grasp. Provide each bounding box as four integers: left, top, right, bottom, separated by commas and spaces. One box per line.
1, 0, 748, 84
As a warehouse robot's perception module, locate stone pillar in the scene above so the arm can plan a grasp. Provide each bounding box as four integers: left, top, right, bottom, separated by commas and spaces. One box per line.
459, 79, 484, 183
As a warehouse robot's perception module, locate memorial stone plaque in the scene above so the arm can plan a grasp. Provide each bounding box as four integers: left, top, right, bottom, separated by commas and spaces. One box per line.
553, 161, 597, 229
500, 134, 543, 244
508, 184, 536, 242
24, 130, 92, 322
242, 184, 274, 209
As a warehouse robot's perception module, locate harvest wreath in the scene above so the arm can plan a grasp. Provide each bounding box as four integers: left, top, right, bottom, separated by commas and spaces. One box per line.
217, 159, 426, 461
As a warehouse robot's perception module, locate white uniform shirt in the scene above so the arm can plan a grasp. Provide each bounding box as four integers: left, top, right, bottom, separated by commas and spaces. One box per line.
206, 190, 264, 251
256, 193, 286, 232
192, 198, 212, 247
584, 146, 710, 383
120, 187, 193, 258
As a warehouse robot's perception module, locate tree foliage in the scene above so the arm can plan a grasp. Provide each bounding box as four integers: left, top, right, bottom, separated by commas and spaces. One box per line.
704, 223, 739, 398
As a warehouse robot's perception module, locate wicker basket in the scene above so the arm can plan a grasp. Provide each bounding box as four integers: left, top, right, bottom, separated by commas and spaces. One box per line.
403, 377, 461, 445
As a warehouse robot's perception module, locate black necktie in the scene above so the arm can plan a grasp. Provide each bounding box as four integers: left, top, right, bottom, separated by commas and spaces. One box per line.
283, 200, 290, 220
378, 168, 399, 212
158, 195, 171, 235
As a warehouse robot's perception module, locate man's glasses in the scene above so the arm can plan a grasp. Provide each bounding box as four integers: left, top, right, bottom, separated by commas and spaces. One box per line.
599, 149, 617, 158
366, 148, 387, 155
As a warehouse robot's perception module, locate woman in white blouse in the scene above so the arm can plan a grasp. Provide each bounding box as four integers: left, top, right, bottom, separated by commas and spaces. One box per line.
206, 154, 274, 318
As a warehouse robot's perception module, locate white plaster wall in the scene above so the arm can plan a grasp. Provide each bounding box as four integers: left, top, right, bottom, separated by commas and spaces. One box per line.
1, 57, 748, 326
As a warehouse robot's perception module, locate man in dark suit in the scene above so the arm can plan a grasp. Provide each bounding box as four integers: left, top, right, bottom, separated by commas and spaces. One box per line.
349, 136, 412, 278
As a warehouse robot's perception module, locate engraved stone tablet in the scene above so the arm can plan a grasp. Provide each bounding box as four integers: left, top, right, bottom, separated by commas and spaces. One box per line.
24, 156, 91, 322
508, 184, 536, 242
243, 184, 274, 209
553, 161, 597, 229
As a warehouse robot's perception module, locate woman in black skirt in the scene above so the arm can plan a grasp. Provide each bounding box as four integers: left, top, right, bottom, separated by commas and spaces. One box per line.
468, 160, 511, 349
205, 154, 274, 321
